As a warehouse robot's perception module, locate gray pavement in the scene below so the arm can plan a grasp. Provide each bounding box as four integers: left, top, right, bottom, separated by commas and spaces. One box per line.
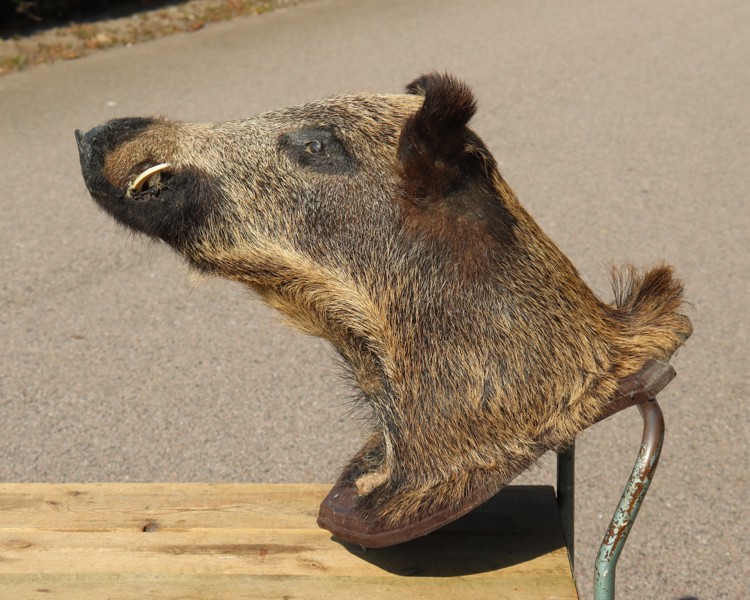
1, 0, 748, 597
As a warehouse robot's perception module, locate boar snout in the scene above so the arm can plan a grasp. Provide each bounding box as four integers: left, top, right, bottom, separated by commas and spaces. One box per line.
76, 118, 216, 247
76, 118, 157, 191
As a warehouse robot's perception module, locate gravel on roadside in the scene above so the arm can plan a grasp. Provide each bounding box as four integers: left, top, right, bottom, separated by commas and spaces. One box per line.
0, 0, 305, 76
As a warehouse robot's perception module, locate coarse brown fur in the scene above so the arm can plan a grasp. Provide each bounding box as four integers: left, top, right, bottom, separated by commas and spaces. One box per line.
76, 73, 692, 527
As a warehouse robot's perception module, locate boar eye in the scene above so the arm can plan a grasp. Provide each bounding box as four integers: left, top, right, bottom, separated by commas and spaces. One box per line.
306, 140, 323, 154
279, 128, 356, 175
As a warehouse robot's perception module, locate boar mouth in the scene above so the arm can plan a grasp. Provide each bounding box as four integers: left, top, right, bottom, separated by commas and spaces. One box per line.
127, 163, 173, 199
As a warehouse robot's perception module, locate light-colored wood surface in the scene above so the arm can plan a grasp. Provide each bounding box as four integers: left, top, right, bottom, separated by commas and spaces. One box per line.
0, 483, 577, 599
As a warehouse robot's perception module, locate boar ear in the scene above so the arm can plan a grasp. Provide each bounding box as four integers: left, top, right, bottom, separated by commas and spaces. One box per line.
398, 73, 479, 200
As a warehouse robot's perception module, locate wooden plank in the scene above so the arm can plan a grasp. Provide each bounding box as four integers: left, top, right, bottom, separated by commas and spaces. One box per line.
0, 483, 325, 531
0, 483, 563, 534
0, 529, 568, 576
0, 483, 578, 600
0, 573, 578, 600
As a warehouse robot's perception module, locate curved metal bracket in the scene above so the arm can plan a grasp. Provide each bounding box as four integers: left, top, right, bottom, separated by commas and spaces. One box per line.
593, 399, 665, 599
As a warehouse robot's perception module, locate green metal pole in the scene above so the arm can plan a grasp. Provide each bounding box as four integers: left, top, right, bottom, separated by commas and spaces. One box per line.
594, 399, 665, 599
557, 442, 575, 570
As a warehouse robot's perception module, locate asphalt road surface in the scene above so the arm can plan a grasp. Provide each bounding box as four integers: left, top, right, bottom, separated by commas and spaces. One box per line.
1, 0, 748, 597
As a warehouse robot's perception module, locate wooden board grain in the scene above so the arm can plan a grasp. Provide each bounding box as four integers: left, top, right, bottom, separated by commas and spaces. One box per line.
0, 483, 577, 600
0, 483, 324, 532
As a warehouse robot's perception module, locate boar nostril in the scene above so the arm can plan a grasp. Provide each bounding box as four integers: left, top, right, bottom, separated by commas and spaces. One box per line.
127, 163, 172, 197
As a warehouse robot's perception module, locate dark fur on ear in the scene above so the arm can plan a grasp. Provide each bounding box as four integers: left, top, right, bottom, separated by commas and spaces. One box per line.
398, 73, 479, 201
397, 74, 515, 251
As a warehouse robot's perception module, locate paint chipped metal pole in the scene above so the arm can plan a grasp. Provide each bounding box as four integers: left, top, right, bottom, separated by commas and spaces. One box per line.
594, 399, 665, 599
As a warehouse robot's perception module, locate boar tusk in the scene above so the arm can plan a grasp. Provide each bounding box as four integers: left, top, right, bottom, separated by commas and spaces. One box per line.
127, 163, 172, 196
